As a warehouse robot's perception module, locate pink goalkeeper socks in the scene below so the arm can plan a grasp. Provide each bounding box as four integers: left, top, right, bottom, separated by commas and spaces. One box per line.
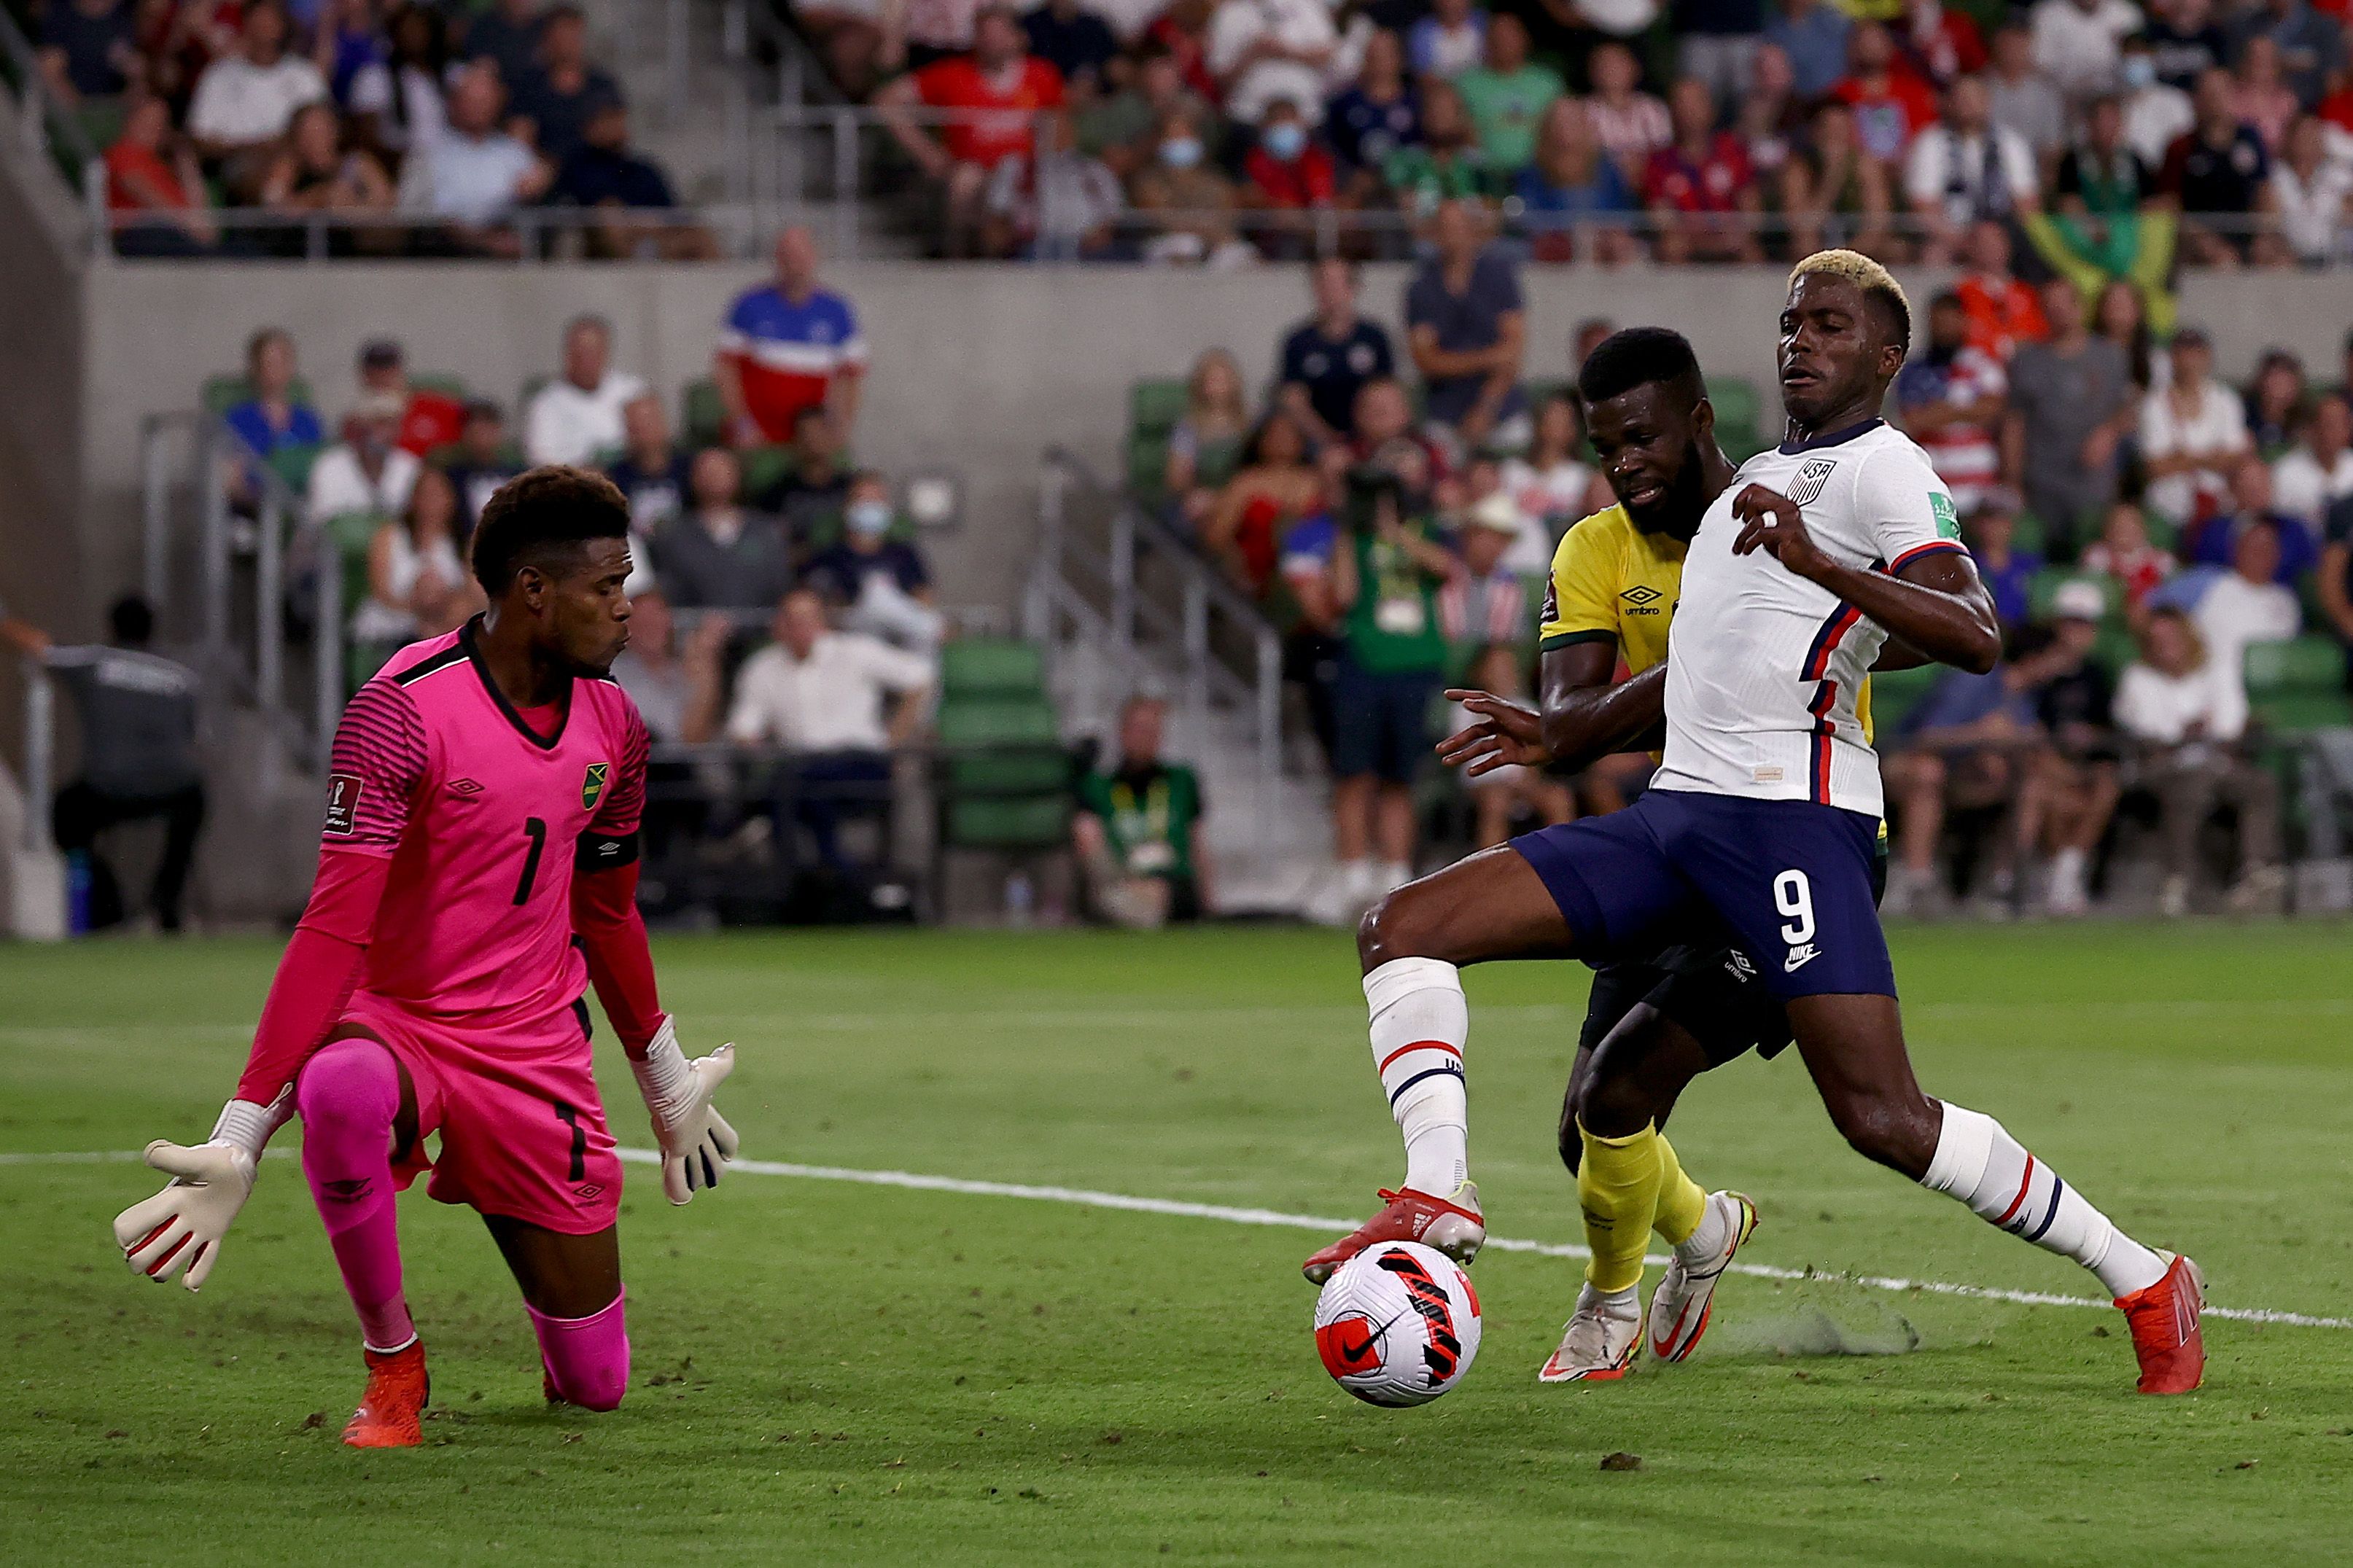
529, 1292, 631, 1411
297, 1037, 416, 1353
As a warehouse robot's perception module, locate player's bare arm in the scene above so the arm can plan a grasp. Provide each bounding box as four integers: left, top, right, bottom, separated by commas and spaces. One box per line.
1436, 646, 1666, 779
1730, 482, 2001, 673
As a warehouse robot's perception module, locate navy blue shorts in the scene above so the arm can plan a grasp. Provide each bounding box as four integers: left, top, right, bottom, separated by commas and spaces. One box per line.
1513, 789, 1894, 1000
1330, 659, 1440, 785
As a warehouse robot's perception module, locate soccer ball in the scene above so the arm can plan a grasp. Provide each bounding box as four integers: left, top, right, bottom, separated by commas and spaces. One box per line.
1311, 1241, 1482, 1407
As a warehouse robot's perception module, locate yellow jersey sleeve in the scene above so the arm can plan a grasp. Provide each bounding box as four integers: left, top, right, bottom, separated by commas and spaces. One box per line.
1537, 508, 1627, 652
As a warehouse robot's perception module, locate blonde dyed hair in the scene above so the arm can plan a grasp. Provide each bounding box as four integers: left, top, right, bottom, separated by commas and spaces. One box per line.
1789, 249, 1912, 351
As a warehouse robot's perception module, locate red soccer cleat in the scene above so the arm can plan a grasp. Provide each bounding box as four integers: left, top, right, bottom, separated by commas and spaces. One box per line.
2116, 1253, 2205, 1395
1302, 1182, 1484, 1285
342, 1341, 430, 1448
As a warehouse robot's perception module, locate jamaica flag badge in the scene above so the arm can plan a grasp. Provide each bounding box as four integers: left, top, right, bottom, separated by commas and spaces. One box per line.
582, 762, 609, 809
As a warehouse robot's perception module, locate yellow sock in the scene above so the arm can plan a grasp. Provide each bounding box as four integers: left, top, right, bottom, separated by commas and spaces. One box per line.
1650, 1129, 1708, 1248
1578, 1120, 1663, 1293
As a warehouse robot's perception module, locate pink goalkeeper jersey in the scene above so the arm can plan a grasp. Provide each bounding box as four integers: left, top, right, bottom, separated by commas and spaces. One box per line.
323, 619, 649, 1031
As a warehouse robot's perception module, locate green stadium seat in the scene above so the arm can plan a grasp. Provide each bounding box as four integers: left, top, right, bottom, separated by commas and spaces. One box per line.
265, 442, 320, 494
2027, 570, 2120, 621
941, 638, 1045, 698
2244, 635, 2344, 695
936, 696, 1060, 748
203, 374, 319, 416
2252, 690, 2353, 733
944, 795, 1071, 849
1864, 663, 1941, 736
1706, 375, 1766, 462
682, 379, 728, 448
1127, 432, 1170, 500
737, 444, 793, 504
1129, 378, 1189, 437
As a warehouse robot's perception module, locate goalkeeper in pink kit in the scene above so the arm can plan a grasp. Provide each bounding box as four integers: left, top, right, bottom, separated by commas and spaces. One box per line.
110, 468, 740, 1448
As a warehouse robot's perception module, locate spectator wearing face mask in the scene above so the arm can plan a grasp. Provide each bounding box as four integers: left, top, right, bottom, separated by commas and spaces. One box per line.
805, 474, 943, 652
1129, 105, 1251, 266
1242, 98, 1337, 257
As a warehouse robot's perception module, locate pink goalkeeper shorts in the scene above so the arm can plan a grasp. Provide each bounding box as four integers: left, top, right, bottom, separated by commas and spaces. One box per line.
330, 991, 623, 1235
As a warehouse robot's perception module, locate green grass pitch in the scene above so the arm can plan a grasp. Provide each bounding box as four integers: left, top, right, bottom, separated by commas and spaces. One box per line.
4, 921, 2353, 1564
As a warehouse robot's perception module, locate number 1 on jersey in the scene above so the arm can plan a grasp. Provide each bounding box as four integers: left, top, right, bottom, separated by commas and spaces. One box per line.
513, 816, 548, 905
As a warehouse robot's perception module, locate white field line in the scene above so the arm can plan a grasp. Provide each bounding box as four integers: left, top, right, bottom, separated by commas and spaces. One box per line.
6, 996, 2353, 1042
20, 1148, 2337, 1329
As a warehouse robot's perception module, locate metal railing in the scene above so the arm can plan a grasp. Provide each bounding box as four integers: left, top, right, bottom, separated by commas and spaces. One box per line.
144, 410, 345, 770
17, 651, 52, 857
1030, 446, 1283, 806
0, 0, 100, 225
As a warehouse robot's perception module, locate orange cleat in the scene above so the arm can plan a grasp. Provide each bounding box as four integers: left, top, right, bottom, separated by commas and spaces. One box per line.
342, 1340, 429, 1448
2116, 1253, 2205, 1395
1302, 1183, 1484, 1285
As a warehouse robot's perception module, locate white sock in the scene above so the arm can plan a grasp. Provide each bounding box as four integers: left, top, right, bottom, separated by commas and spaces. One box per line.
1364, 956, 1468, 1196
1578, 1280, 1639, 1319
1921, 1103, 2167, 1298
1674, 1193, 1729, 1265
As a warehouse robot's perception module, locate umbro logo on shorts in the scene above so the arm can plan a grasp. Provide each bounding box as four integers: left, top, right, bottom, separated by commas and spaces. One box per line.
446, 777, 485, 797
573, 1184, 605, 1201
1724, 950, 1757, 981
1784, 943, 1821, 973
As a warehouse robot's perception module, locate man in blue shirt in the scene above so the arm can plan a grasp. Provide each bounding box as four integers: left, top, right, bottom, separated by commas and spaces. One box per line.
1404, 199, 1525, 452
1763, 0, 1851, 98
1278, 258, 1396, 446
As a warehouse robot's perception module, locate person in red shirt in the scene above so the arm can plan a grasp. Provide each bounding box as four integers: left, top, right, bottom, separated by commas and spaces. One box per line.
1242, 98, 1337, 259
1643, 79, 1762, 263
105, 93, 219, 256
1830, 22, 1940, 168
1951, 218, 2049, 362
344, 338, 467, 457
877, 3, 1065, 256
1898, 0, 1986, 86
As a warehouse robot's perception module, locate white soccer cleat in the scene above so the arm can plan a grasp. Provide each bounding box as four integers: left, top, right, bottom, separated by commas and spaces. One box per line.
1648, 1190, 1758, 1362
1537, 1283, 1644, 1383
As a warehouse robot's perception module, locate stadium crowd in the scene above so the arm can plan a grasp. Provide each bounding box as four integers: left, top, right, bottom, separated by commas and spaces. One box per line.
1144, 251, 2353, 919
793, 0, 2353, 264
35, 0, 708, 255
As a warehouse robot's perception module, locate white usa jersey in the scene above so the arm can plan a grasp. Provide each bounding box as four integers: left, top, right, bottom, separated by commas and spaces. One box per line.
1653, 420, 1965, 817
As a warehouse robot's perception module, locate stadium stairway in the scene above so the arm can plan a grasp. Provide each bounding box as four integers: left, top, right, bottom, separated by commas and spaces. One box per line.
1027, 452, 1339, 917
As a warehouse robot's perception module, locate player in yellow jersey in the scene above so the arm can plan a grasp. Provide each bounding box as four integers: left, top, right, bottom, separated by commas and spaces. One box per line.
1304, 329, 1792, 1378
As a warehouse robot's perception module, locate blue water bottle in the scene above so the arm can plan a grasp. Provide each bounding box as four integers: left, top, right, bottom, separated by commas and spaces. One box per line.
65, 850, 91, 936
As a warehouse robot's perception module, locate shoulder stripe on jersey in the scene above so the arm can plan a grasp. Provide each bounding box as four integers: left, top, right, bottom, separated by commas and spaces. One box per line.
391, 644, 467, 686
1888, 539, 1968, 574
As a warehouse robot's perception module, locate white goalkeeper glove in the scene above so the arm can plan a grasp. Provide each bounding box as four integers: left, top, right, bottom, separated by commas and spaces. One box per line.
110, 1093, 289, 1292
629, 1016, 739, 1205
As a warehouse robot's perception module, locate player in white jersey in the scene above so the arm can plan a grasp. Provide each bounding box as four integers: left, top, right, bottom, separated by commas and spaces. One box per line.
1314, 251, 2205, 1395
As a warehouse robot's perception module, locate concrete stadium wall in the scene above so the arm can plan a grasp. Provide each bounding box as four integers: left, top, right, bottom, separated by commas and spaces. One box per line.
74, 261, 2353, 622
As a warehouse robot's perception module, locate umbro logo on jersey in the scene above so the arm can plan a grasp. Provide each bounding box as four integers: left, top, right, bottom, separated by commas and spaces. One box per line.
446, 777, 484, 797
1787, 459, 1837, 508
1784, 943, 1821, 974
1724, 950, 1757, 982
1619, 585, 1663, 606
